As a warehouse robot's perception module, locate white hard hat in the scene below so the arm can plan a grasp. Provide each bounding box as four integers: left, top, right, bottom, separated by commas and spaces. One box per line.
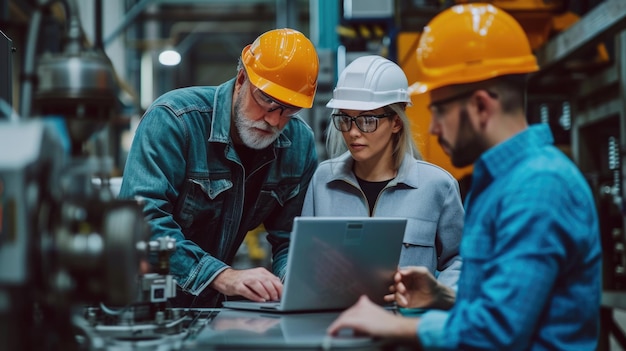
326, 55, 412, 111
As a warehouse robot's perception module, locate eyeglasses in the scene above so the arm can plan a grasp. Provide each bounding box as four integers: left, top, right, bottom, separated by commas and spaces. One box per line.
428, 91, 476, 112
428, 90, 498, 117
331, 112, 395, 133
249, 83, 302, 117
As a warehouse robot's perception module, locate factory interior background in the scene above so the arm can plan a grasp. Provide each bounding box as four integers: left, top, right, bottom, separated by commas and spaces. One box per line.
1, 0, 626, 350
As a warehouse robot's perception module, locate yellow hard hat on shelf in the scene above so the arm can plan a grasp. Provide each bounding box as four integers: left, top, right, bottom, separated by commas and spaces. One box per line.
411, 3, 539, 95
242, 28, 319, 108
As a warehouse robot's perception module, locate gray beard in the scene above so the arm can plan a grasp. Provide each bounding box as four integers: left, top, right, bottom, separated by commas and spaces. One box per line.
233, 93, 280, 150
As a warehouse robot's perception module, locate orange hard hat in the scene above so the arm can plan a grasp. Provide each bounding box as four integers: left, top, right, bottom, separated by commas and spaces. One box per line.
411, 3, 539, 95
242, 28, 319, 108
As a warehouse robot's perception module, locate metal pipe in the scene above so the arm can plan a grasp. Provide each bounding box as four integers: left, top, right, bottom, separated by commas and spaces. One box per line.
19, 3, 44, 119
103, 0, 154, 47
61, 0, 82, 55
95, 0, 103, 50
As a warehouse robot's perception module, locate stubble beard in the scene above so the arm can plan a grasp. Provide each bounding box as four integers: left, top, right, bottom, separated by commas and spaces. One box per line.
449, 107, 485, 168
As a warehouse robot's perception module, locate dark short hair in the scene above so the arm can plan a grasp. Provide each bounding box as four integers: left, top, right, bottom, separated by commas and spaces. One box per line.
490, 74, 528, 114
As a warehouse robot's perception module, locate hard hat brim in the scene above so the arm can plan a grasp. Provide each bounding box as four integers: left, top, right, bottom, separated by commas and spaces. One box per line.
326, 98, 411, 111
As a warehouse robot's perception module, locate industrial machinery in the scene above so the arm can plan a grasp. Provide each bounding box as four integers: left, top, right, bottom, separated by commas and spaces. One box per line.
3, 0, 626, 350
0, 0, 180, 350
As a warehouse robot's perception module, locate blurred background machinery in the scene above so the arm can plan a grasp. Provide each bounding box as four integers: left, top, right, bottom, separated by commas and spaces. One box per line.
0, 0, 179, 350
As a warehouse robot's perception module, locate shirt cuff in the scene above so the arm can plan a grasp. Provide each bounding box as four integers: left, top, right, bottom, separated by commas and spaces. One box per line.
418, 310, 453, 350
182, 255, 230, 296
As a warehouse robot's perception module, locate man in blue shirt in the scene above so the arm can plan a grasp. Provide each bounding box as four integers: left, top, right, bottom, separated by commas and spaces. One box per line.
119, 28, 319, 307
328, 4, 602, 350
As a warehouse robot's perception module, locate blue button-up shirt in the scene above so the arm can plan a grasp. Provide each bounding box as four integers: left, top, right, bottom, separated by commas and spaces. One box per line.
418, 124, 602, 350
119, 78, 318, 305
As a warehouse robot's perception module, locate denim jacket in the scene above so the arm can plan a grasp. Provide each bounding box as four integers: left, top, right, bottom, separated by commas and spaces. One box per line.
119, 78, 318, 304
301, 152, 464, 289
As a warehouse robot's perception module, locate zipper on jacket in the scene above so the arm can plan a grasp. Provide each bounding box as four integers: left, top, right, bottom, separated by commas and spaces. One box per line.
341, 178, 373, 216
341, 176, 399, 216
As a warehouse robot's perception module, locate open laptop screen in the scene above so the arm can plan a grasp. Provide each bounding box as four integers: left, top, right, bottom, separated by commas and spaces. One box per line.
222, 216, 407, 312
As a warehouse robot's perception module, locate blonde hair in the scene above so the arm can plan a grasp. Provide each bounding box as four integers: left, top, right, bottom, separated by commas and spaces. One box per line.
325, 102, 422, 169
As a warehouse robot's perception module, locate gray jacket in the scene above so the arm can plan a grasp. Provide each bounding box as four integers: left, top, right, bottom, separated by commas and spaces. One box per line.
301, 152, 464, 289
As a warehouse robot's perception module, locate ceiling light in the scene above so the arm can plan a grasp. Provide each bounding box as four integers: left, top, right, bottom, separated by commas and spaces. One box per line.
158, 49, 181, 66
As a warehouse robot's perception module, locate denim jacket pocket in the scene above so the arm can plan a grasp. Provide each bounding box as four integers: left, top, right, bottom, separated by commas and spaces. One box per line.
191, 178, 232, 200
249, 179, 301, 226
175, 177, 233, 229
272, 181, 301, 206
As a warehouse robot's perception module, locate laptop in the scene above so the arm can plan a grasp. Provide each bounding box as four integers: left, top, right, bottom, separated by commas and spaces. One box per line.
221, 216, 407, 312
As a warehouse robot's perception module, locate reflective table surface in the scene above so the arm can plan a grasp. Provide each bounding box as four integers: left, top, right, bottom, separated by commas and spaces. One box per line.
83, 307, 415, 350
184, 308, 383, 350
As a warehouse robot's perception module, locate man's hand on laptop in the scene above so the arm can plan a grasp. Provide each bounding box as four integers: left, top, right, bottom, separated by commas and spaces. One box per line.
211, 267, 283, 302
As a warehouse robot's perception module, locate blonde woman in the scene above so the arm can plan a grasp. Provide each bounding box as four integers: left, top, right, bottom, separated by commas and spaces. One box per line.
301, 55, 464, 304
